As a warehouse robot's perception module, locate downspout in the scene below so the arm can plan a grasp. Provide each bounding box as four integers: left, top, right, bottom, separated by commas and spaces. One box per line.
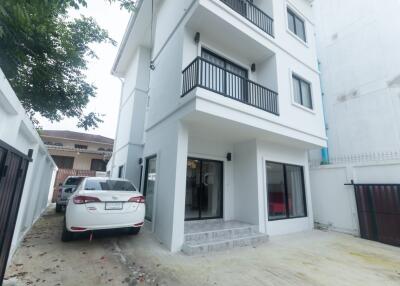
318, 60, 330, 164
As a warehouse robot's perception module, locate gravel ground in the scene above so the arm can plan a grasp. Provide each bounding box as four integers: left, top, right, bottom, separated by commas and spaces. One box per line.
4, 205, 400, 286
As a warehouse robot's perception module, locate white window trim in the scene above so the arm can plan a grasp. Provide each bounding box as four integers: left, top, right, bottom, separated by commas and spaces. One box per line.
285, 2, 309, 47
289, 69, 315, 114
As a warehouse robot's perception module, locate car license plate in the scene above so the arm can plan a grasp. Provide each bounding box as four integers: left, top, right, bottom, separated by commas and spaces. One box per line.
105, 202, 123, 210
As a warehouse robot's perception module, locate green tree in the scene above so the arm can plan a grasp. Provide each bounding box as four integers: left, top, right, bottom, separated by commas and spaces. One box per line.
0, 0, 135, 129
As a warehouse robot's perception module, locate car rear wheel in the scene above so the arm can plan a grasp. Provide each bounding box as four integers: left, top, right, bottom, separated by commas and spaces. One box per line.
55, 204, 62, 213
61, 218, 74, 242
127, 227, 141, 235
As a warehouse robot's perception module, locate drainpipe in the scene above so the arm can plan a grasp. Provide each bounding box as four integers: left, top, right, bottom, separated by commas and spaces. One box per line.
318, 60, 330, 165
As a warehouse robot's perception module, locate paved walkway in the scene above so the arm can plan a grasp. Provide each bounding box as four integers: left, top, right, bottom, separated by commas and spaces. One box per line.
4, 205, 400, 285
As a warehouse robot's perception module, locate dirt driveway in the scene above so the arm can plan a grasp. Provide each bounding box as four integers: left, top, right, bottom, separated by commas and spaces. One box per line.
4, 205, 400, 286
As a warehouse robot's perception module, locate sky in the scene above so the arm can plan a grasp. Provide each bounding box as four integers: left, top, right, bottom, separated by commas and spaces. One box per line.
39, 0, 131, 139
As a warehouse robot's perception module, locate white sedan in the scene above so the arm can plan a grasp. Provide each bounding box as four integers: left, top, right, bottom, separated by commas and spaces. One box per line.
62, 177, 145, 241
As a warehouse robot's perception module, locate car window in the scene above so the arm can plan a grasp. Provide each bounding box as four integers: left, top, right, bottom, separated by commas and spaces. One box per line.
65, 177, 83, 186
84, 180, 136, 191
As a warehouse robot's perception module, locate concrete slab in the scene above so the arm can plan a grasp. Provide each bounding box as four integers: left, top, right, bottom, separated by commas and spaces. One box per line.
4, 205, 400, 286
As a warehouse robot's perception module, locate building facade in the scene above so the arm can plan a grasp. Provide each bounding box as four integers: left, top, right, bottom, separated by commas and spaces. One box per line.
40, 130, 113, 172
110, 0, 326, 251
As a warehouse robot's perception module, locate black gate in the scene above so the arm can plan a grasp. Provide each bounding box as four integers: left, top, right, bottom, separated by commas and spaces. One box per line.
347, 181, 400, 246
0, 140, 31, 284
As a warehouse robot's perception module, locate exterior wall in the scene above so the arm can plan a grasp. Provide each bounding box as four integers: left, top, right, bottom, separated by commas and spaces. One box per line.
310, 159, 400, 236
312, 0, 400, 159
142, 119, 189, 251
0, 69, 57, 263
47, 149, 108, 170
309, 0, 400, 237
111, 47, 150, 186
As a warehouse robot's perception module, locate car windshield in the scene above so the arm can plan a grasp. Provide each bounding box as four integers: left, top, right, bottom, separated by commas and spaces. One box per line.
65, 177, 83, 186
84, 179, 136, 191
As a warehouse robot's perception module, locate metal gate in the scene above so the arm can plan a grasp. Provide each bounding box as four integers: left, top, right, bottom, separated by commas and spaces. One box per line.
0, 140, 31, 284
348, 181, 400, 246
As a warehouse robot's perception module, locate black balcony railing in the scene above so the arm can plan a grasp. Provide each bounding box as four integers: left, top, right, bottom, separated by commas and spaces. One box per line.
182, 57, 279, 115
220, 0, 274, 37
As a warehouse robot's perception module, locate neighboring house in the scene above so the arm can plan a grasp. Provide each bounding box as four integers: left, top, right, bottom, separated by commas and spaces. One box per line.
110, 0, 326, 252
40, 130, 113, 172
309, 0, 400, 244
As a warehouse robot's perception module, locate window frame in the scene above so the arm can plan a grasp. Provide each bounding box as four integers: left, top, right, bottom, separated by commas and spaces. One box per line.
287, 7, 307, 43
292, 73, 313, 110
118, 165, 124, 178
266, 161, 308, 221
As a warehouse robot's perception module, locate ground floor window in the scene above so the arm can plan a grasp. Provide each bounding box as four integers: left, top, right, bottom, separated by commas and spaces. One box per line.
143, 156, 157, 221
266, 161, 307, 220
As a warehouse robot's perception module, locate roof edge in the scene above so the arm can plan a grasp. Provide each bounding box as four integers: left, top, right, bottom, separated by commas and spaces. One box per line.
111, 0, 145, 77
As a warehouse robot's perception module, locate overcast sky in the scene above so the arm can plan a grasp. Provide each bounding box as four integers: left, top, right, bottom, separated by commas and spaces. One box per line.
39, 0, 131, 139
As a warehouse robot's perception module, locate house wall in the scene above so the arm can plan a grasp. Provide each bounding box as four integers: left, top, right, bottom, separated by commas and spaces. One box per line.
308, 0, 400, 237
111, 47, 150, 185
0, 69, 57, 264
310, 160, 400, 236
312, 0, 400, 159
47, 149, 107, 171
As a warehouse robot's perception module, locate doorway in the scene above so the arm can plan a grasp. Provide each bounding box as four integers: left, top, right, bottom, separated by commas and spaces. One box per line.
185, 158, 223, 220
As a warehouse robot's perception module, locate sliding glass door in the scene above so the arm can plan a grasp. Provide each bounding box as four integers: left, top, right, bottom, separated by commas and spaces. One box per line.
266, 161, 307, 220
185, 158, 223, 220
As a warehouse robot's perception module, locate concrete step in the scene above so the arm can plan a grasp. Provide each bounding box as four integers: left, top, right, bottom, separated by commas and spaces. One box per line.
184, 225, 259, 243
182, 232, 269, 255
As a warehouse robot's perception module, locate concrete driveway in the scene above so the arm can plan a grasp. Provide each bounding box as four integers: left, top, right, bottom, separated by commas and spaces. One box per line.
4, 205, 400, 286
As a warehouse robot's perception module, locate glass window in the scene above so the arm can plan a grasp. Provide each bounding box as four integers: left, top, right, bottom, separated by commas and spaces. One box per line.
293, 76, 302, 105
143, 156, 157, 221
90, 159, 107, 172
64, 177, 84, 186
301, 80, 312, 109
74, 144, 88, 149
52, 155, 74, 169
287, 8, 306, 42
285, 165, 306, 217
292, 75, 313, 109
84, 179, 136, 191
288, 12, 295, 34
266, 162, 307, 220
266, 162, 287, 220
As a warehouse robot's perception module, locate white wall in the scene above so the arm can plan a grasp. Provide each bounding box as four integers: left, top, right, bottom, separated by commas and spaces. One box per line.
313, 0, 400, 158
0, 69, 57, 263
310, 159, 400, 236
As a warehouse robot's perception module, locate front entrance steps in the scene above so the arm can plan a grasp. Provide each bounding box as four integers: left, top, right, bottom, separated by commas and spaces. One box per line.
182, 220, 268, 255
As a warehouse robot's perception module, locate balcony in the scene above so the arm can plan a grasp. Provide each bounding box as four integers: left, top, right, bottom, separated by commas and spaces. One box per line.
181, 57, 279, 116
220, 0, 274, 37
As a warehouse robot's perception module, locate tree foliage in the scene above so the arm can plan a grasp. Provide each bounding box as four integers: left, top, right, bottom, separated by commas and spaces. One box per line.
0, 0, 135, 129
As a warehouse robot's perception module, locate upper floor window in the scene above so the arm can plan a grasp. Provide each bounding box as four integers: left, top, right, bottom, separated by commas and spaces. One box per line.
292, 74, 312, 109
74, 144, 88, 149
90, 159, 107, 172
287, 8, 306, 42
52, 155, 74, 169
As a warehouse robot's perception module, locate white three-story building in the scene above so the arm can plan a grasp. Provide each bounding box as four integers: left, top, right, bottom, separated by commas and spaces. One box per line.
110, 0, 326, 252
